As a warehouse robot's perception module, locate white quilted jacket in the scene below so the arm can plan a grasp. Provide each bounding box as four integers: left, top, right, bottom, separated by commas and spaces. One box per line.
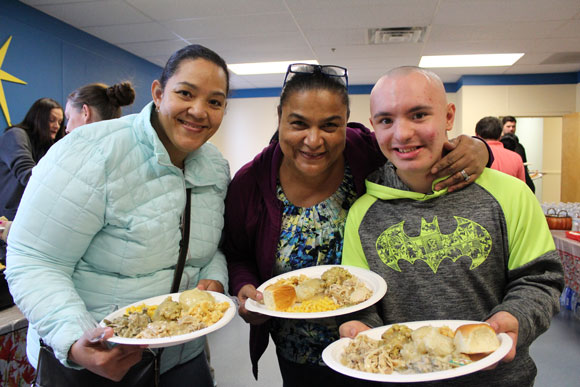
6, 102, 230, 373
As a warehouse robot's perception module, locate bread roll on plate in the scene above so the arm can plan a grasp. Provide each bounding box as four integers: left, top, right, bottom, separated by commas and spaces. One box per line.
454, 323, 500, 354
263, 284, 296, 311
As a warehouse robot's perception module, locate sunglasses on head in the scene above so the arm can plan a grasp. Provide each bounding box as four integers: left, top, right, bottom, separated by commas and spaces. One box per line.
283, 63, 348, 89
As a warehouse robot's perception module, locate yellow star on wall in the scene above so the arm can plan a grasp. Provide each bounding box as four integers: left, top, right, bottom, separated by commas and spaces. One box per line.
0, 36, 27, 127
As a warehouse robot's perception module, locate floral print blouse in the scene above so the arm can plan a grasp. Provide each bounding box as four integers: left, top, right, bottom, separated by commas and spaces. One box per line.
270, 166, 357, 365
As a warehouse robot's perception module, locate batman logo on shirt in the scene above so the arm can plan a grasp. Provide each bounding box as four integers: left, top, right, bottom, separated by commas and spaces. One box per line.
376, 216, 492, 273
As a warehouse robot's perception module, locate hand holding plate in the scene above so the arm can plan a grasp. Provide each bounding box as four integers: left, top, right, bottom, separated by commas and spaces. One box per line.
339, 320, 371, 338
237, 284, 270, 325
486, 311, 518, 364
69, 326, 144, 381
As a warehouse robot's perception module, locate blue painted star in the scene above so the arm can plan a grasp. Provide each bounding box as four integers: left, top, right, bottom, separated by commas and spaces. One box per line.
0, 36, 27, 127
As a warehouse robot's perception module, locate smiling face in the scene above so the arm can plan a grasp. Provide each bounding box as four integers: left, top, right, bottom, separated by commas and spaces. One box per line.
47, 108, 64, 140
278, 88, 348, 182
151, 58, 228, 167
370, 69, 455, 191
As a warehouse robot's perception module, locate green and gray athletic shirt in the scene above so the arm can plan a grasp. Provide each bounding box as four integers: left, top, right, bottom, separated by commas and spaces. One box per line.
342, 162, 564, 387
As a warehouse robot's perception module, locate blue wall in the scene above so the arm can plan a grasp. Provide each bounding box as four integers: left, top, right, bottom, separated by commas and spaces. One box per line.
0, 0, 162, 130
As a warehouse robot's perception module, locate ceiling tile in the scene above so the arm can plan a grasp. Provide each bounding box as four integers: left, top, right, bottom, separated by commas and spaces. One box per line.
165, 13, 297, 40
119, 39, 189, 58
125, 0, 287, 21
533, 37, 580, 52
434, 0, 580, 24
429, 21, 565, 42
551, 19, 580, 38
84, 22, 177, 44
303, 28, 368, 46
21, 0, 94, 4
33, 0, 151, 28
291, 4, 436, 30
20, 0, 580, 88
423, 39, 537, 55
506, 63, 580, 74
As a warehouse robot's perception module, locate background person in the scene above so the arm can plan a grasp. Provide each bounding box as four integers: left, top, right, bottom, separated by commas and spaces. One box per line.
0, 98, 64, 221
6, 44, 230, 386
475, 116, 526, 182
223, 63, 491, 386
0, 98, 64, 260
65, 81, 136, 133
340, 66, 564, 387
500, 116, 535, 192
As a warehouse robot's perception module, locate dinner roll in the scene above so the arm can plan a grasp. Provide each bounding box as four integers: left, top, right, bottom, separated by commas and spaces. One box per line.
263, 284, 296, 311
454, 323, 500, 354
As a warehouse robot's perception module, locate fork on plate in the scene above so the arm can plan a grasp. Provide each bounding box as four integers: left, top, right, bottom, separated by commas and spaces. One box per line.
76, 313, 107, 344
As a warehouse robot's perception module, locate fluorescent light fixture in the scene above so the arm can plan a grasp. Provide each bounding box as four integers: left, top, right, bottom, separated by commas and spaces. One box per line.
419, 53, 524, 68
228, 60, 318, 75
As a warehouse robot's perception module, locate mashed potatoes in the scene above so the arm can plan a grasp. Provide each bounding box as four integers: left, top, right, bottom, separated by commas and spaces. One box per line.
342, 324, 473, 374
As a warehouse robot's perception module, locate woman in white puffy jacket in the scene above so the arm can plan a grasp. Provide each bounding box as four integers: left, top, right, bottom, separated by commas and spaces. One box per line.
6, 44, 231, 386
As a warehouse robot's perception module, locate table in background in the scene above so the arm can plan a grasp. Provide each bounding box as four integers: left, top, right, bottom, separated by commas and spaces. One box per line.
551, 230, 580, 294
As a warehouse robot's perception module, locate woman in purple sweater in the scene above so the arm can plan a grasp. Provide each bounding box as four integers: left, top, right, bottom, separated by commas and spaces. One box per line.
222, 64, 491, 386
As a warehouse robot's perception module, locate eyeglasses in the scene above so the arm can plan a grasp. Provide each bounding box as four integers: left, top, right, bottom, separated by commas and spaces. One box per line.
283, 63, 348, 89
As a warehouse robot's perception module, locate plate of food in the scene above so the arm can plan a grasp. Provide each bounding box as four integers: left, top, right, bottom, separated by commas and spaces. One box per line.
322, 320, 512, 383
244, 265, 387, 319
100, 289, 236, 348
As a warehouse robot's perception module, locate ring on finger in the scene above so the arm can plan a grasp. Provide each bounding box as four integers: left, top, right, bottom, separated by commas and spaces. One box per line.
460, 169, 470, 182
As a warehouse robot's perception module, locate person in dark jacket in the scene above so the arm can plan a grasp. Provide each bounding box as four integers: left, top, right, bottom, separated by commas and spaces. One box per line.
0, 97, 65, 220
500, 116, 535, 192
223, 63, 492, 386
0, 98, 64, 261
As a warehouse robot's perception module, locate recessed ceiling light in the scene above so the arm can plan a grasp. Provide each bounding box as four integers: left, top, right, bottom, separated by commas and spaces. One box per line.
419, 53, 524, 68
228, 60, 319, 75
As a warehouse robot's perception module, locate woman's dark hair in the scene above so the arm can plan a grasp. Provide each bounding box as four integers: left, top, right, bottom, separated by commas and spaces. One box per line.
159, 44, 230, 95
271, 71, 350, 143
67, 82, 135, 121
7, 98, 64, 159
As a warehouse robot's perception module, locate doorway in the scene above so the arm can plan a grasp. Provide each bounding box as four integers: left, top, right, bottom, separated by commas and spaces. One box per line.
514, 117, 562, 203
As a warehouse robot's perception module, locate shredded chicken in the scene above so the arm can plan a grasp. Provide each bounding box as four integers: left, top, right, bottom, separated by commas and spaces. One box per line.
341, 324, 473, 374
104, 290, 229, 339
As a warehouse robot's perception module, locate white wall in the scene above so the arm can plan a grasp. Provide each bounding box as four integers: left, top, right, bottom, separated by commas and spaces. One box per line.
517, 118, 544, 200
212, 91, 463, 175
211, 93, 373, 175
211, 83, 578, 197
458, 84, 577, 136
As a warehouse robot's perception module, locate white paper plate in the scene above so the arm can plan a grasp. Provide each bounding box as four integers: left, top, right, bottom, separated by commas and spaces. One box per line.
245, 265, 387, 319
100, 291, 236, 348
322, 320, 512, 382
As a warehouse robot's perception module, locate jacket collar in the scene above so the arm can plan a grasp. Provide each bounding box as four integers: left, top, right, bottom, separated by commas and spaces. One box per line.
133, 102, 228, 191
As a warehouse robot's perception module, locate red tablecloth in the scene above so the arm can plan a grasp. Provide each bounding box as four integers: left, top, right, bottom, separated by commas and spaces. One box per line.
551, 230, 580, 293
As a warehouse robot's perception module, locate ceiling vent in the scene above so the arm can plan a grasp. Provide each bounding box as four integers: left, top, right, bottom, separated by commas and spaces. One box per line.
367, 27, 426, 44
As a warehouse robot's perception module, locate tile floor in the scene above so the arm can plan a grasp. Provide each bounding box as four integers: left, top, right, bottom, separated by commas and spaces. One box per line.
208, 308, 580, 387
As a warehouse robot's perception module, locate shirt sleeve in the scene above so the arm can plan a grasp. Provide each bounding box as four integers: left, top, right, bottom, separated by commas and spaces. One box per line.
478, 170, 564, 348
0, 128, 36, 186
222, 172, 263, 297
5, 136, 107, 365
